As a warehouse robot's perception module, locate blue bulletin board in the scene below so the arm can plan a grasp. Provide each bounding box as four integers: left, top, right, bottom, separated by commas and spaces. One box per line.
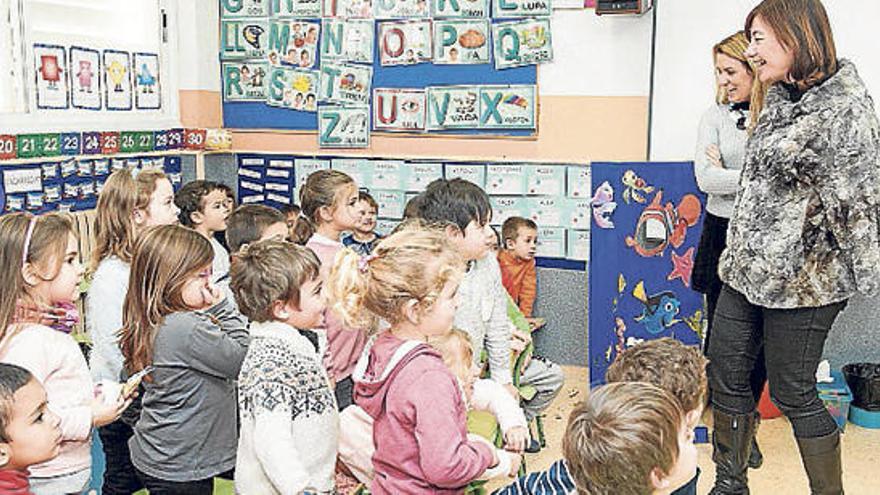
588, 162, 706, 385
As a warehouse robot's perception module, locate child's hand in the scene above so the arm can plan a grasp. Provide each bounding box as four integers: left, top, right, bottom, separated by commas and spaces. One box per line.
507, 453, 523, 477
91, 395, 132, 427
503, 426, 529, 453
510, 337, 527, 354
511, 328, 532, 345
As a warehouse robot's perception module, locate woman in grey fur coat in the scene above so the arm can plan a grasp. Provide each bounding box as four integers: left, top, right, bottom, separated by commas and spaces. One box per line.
707, 1, 880, 494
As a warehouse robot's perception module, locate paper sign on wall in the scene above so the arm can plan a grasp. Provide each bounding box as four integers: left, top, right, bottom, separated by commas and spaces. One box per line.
323, 0, 373, 17
221, 0, 269, 17
221, 19, 269, 59
379, 21, 432, 66
34, 44, 68, 110
223, 61, 268, 101
486, 164, 525, 195
374, 88, 426, 132
268, 20, 320, 69
320, 63, 372, 105
271, 0, 322, 17
295, 158, 330, 181
432, 0, 489, 18
492, 0, 552, 17
373, 189, 406, 219
479, 85, 536, 129
267, 66, 319, 111
134, 53, 161, 110
433, 20, 490, 64
489, 196, 526, 226
566, 197, 591, 229
426, 86, 480, 129
567, 229, 589, 261
492, 18, 553, 70
3, 168, 42, 194
319, 106, 371, 148
567, 165, 591, 198
525, 196, 564, 227
374, 0, 431, 18
404, 162, 443, 190
370, 160, 406, 189
525, 164, 564, 195
536, 226, 566, 258
103, 50, 132, 111
444, 163, 485, 186
320, 19, 374, 64
69, 47, 101, 110
331, 158, 370, 186
376, 218, 398, 236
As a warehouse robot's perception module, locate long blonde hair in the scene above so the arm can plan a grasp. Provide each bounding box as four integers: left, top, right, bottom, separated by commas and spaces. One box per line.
713, 31, 766, 130
90, 168, 167, 273
118, 225, 213, 375
327, 223, 464, 330
0, 213, 73, 344
429, 328, 474, 384
293, 170, 355, 244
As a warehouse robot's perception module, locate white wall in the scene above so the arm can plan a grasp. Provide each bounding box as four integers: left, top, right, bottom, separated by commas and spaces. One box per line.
649, 0, 880, 161
177, 0, 221, 92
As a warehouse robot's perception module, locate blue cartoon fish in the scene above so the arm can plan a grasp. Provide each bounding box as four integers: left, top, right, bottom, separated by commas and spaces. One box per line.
632, 281, 681, 334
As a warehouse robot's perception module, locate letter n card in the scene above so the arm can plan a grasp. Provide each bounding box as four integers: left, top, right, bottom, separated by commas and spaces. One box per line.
222, 61, 268, 101
493, 19, 553, 70
320, 19, 374, 64
319, 106, 370, 148
373, 88, 426, 132
433, 20, 490, 64
425, 86, 480, 129
320, 63, 372, 105
379, 21, 432, 66
479, 85, 536, 129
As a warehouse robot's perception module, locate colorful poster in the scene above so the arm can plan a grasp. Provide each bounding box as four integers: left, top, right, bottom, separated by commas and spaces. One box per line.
221, 0, 269, 17
267, 66, 319, 111
492, 19, 553, 70
320, 63, 372, 105
103, 50, 132, 111
323, 0, 373, 17
479, 85, 536, 129
271, 0, 322, 17
433, 20, 490, 64
267, 20, 320, 69
320, 19, 374, 64
373, 0, 430, 18
222, 61, 269, 101
379, 21, 432, 66
220, 19, 269, 59
133, 53, 161, 109
588, 162, 705, 385
431, 0, 489, 18
319, 105, 370, 148
69, 47, 100, 110
425, 86, 480, 129
374, 88, 426, 132
491, 0, 552, 17
33, 44, 68, 110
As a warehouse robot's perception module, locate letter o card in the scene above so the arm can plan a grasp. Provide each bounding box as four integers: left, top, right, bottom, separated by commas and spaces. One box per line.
379, 21, 432, 66
373, 88, 426, 132
479, 85, 536, 129
319, 105, 370, 148
492, 19, 553, 70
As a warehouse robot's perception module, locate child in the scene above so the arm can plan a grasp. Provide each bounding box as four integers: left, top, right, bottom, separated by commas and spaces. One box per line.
119, 225, 249, 493
417, 179, 563, 448
342, 191, 382, 256
87, 168, 178, 495
494, 337, 707, 495
0, 363, 61, 494
0, 213, 128, 494
498, 217, 538, 317
174, 180, 232, 283
230, 239, 338, 494
329, 226, 513, 494
220, 204, 288, 303
297, 170, 367, 410
279, 203, 301, 243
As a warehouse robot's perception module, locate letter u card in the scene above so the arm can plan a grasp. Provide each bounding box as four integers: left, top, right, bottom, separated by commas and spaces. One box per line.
222, 61, 268, 101
374, 88, 427, 132
319, 106, 370, 148
426, 86, 480, 129
267, 66, 319, 111
373, 0, 431, 18
433, 20, 490, 64
379, 21, 432, 66
492, 19, 553, 70
479, 85, 536, 129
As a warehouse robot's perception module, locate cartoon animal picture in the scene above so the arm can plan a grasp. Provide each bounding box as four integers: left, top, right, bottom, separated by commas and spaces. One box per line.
632, 281, 681, 335
591, 180, 617, 229
621, 169, 655, 204
683, 310, 704, 339
625, 191, 701, 257
137, 64, 157, 93
667, 247, 695, 287
76, 61, 93, 92
106, 60, 127, 92
243, 24, 265, 50
38, 55, 62, 89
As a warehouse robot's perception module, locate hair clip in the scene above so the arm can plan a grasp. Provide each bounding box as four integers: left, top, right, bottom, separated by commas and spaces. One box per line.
358, 253, 378, 273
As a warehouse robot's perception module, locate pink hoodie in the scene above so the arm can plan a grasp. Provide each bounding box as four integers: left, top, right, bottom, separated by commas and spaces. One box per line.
353, 332, 495, 495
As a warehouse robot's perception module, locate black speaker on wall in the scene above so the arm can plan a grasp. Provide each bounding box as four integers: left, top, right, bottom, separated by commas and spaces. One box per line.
596, 0, 653, 15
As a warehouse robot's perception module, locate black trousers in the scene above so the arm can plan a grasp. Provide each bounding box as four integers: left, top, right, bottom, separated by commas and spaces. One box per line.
98, 419, 144, 495
135, 468, 234, 495
707, 285, 846, 438
335, 375, 355, 410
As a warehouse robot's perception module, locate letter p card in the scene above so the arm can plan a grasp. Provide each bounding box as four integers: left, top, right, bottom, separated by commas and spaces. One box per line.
319, 105, 370, 148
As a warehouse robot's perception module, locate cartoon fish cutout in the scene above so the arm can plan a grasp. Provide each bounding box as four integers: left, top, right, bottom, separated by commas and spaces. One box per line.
625, 191, 702, 258
621, 169, 655, 204
591, 180, 617, 229
632, 281, 681, 335
243, 25, 265, 49
683, 310, 704, 339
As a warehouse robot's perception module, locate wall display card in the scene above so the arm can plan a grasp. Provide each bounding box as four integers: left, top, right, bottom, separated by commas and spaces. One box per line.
69, 47, 101, 110
374, 0, 430, 19
272, 0, 322, 17
103, 50, 132, 111
486, 164, 525, 195
267, 66, 319, 111
425, 86, 480, 129
535, 226, 566, 258
525, 164, 564, 195
323, 0, 373, 17
221, 0, 269, 17
566, 197, 591, 229
404, 162, 443, 190
370, 160, 406, 190
444, 163, 485, 186
567, 228, 590, 260
320, 63, 372, 105
133, 53, 161, 109
525, 196, 564, 227
432, 0, 489, 18
492, 18, 553, 70
33, 45, 68, 109
492, 0, 552, 17
319, 106, 371, 148
373, 88, 426, 132
220, 19, 269, 59
321, 19, 374, 64
489, 196, 525, 226
3, 168, 42, 195
376, 218, 398, 236
567, 164, 590, 198
479, 85, 536, 129
222, 61, 268, 101
331, 158, 369, 186
373, 189, 406, 219
294, 158, 330, 182
433, 20, 490, 64
268, 20, 320, 69
378, 21, 432, 66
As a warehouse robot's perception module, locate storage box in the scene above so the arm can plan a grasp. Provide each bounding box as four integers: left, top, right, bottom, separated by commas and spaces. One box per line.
817, 370, 853, 432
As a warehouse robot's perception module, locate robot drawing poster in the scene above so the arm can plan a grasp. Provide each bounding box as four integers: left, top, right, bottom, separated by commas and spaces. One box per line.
103, 49, 132, 111
33, 44, 68, 109
134, 53, 161, 110
69, 47, 101, 110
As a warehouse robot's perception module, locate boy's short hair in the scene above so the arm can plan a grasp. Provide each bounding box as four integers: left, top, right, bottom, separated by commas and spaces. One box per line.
403, 194, 424, 219
418, 178, 491, 232
358, 191, 378, 211
0, 364, 34, 442
174, 180, 225, 227
501, 217, 537, 246
564, 382, 683, 495
230, 239, 321, 323
225, 204, 286, 253
605, 337, 708, 413
279, 204, 301, 216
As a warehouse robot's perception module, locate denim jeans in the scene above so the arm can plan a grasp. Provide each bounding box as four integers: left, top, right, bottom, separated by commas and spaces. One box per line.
98, 419, 144, 494
707, 285, 846, 438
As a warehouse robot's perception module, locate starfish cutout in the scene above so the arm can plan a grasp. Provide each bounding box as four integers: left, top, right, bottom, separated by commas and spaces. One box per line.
668, 247, 695, 287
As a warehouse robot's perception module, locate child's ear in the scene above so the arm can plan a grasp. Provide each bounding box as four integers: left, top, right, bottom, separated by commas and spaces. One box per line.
444, 224, 463, 240
190, 210, 205, 226
132, 208, 147, 226
504, 238, 515, 250
649, 466, 670, 491
271, 300, 292, 321
0, 443, 11, 468
20, 262, 41, 287
402, 299, 421, 327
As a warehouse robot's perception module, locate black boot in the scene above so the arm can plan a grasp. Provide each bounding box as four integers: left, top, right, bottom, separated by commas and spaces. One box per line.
795, 431, 843, 495
709, 409, 755, 495
748, 412, 763, 469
